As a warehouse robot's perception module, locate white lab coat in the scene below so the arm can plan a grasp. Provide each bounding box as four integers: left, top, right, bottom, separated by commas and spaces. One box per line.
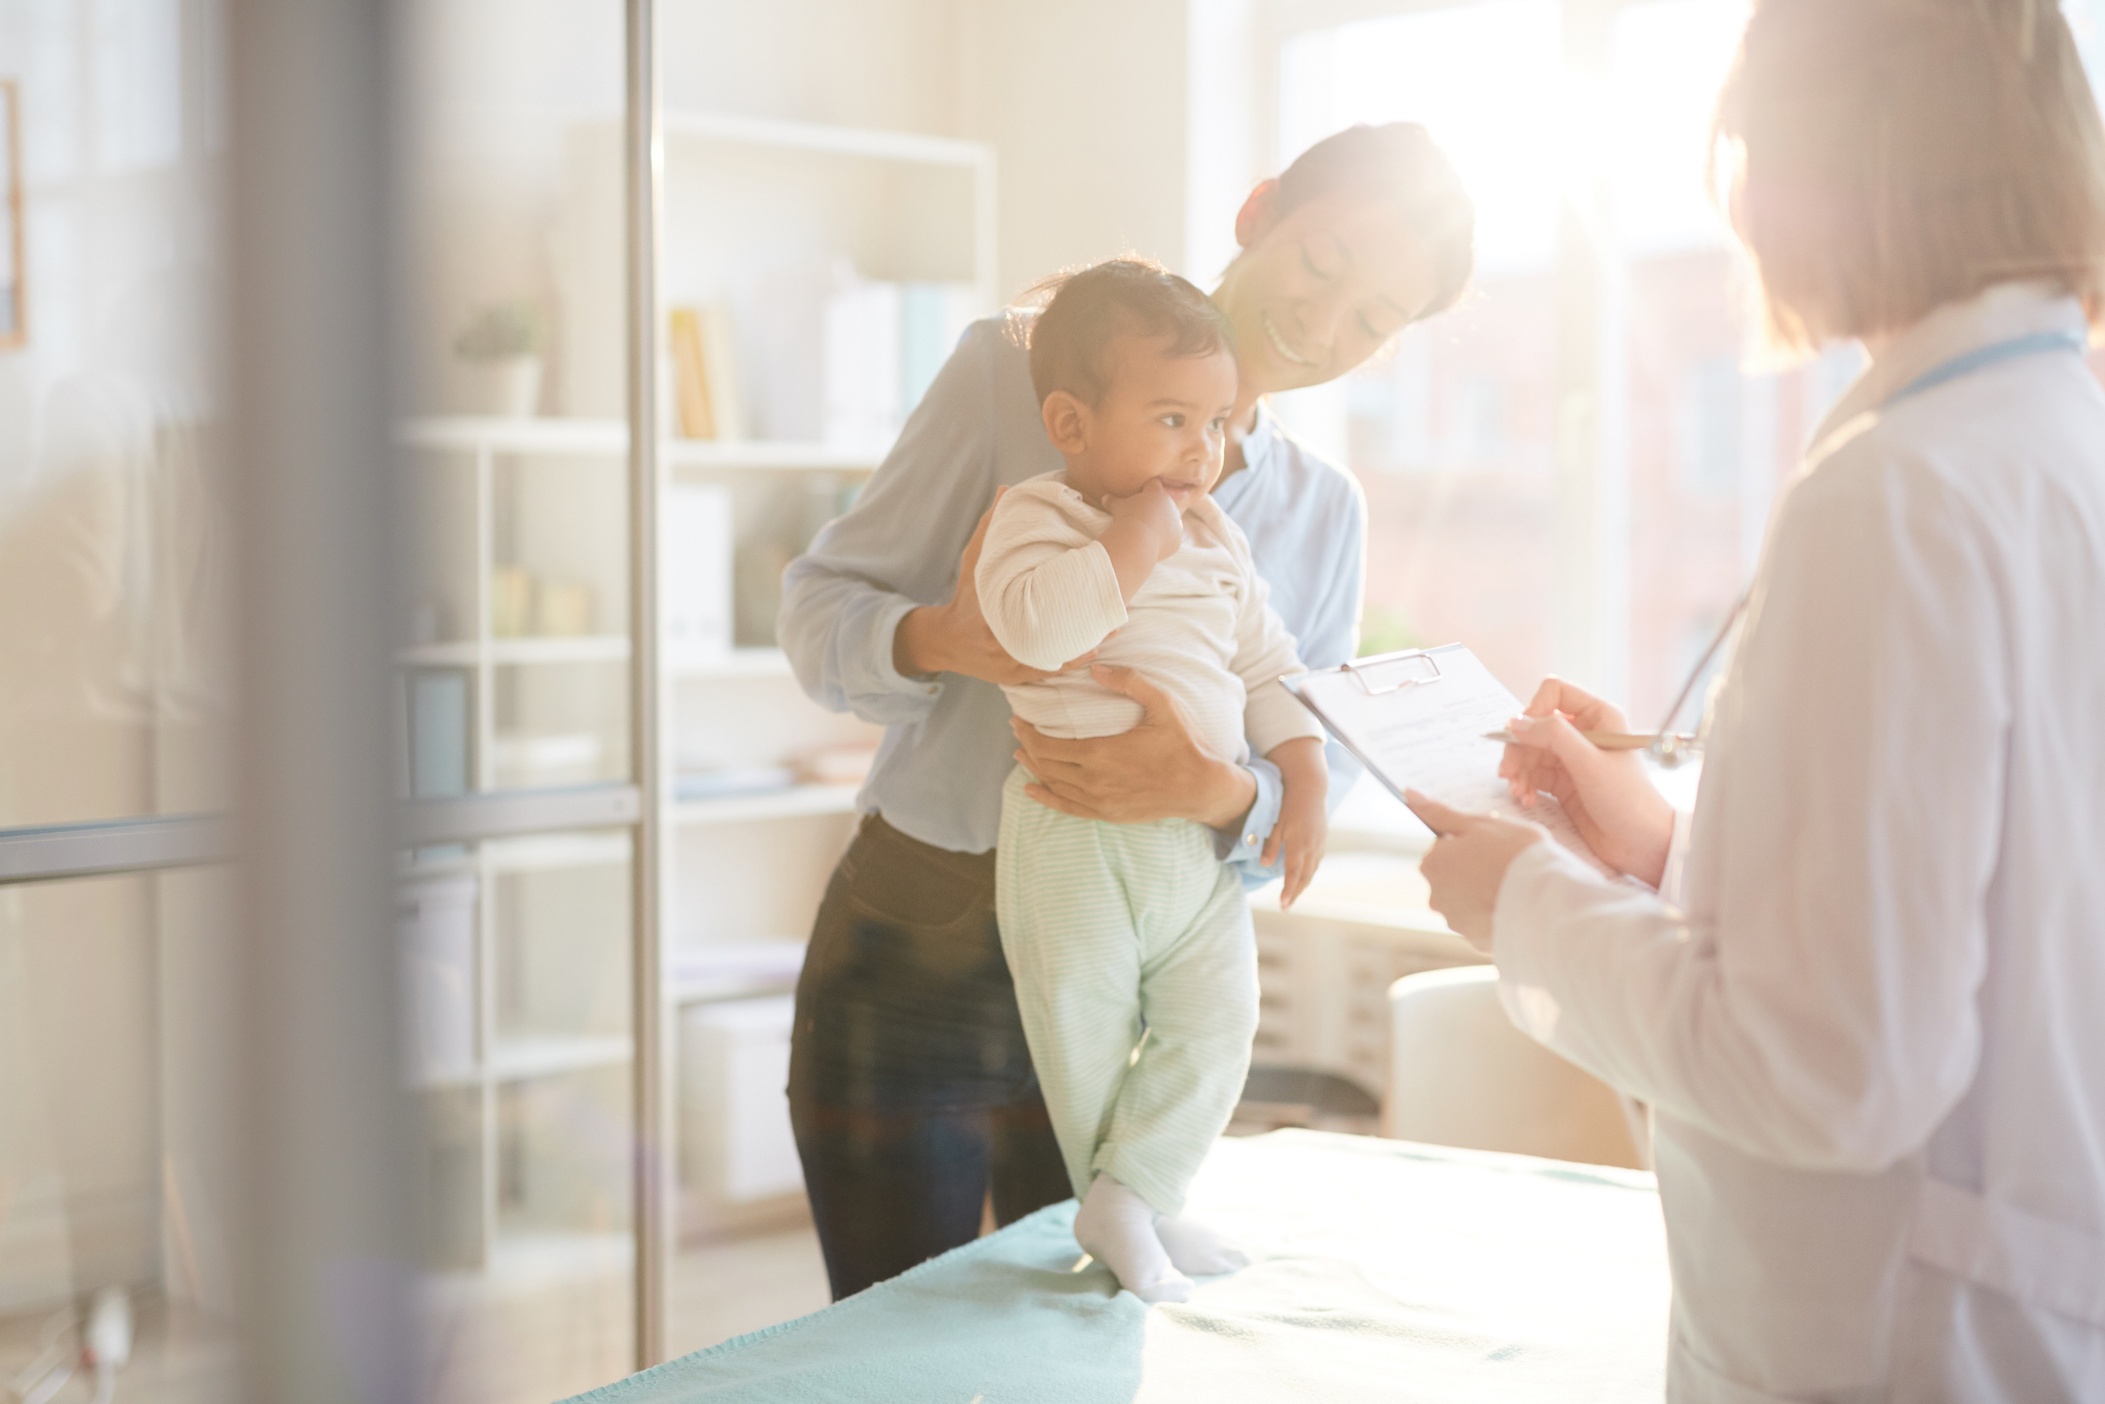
1492, 282, 2105, 1402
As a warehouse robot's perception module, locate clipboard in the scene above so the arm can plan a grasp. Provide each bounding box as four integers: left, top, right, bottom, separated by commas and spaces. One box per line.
1285, 644, 1613, 874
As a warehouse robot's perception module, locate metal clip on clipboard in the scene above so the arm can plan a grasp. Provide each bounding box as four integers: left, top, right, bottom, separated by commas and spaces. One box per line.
1339, 647, 1446, 696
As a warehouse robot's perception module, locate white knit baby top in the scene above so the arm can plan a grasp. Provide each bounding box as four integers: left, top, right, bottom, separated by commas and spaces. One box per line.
974, 472, 1323, 765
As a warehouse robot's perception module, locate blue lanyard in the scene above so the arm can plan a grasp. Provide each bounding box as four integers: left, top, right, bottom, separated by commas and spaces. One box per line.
1884, 329, 2090, 407
1658, 326, 2091, 752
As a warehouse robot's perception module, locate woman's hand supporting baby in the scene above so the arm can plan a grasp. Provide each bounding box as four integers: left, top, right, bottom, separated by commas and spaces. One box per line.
1011, 666, 1260, 830
893, 489, 1100, 686
1264, 736, 1328, 907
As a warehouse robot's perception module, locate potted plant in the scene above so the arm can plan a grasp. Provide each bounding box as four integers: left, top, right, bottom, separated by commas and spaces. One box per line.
453, 301, 544, 417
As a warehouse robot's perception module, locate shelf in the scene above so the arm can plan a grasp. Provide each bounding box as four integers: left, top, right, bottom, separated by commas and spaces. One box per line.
669, 647, 793, 680
397, 416, 883, 472
671, 784, 859, 826
666, 940, 805, 1006
400, 635, 630, 667
481, 831, 631, 872
406, 1034, 630, 1091
664, 108, 993, 170
489, 1034, 632, 1082
399, 642, 791, 676
664, 440, 882, 473
400, 416, 627, 456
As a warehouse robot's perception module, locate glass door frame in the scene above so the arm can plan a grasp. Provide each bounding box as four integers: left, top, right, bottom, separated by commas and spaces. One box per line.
0, 0, 676, 1381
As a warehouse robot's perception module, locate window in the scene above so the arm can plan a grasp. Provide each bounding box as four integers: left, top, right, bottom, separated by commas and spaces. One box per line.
1676, 357, 1746, 496
1270, 1, 1876, 726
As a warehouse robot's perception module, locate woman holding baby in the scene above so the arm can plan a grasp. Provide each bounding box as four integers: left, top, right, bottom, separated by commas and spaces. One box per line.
780, 123, 1475, 1301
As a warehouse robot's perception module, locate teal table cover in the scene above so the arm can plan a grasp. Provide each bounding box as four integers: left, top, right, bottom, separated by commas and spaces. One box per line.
568, 1130, 1669, 1403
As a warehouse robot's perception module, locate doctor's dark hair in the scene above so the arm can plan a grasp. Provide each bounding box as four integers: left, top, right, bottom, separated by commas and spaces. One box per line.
1024, 258, 1233, 407
1715, 0, 2105, 349
1262, 122, 1476, 322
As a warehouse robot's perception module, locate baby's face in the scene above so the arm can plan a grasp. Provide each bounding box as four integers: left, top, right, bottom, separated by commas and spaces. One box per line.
1061, 335, 1239, 510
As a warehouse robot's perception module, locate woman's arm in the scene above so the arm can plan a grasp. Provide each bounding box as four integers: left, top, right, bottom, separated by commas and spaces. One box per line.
780, 319, 1056, 720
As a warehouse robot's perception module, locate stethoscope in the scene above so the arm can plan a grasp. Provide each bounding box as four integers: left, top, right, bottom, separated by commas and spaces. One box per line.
1643, 327, 2090, 770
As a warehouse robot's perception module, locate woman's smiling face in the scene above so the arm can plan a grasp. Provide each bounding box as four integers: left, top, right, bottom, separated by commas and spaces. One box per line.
1213, 187, 1446, 397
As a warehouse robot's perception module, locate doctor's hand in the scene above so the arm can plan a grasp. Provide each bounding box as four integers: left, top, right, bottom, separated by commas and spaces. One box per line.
1499, 677, 1674, 889
1405, 792, 1546, 953
1012, 665, 1258, 830
893, 490, 1098, 686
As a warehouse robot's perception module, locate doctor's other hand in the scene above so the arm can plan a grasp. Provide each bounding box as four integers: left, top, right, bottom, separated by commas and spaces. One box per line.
1499, 677, 1674, 889
893, 489, 1098, 686
1405, 791, 1545, 952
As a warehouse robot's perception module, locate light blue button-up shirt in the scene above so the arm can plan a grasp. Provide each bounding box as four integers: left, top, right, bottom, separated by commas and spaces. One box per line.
778, 312, 1365, 886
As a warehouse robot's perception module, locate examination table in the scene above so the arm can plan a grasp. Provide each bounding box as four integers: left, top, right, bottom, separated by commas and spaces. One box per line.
568, 1129, 1670, 1402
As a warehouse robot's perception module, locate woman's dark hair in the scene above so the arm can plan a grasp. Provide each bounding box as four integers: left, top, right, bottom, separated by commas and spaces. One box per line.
1026, 257, 1233, 406
1267, 122, 1476, 321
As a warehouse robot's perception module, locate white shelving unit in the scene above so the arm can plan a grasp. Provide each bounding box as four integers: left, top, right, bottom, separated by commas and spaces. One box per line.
399, 108, 995, 1270
396, 414, 883, 809
670, 783, 859, 827
660, 108, 998, 316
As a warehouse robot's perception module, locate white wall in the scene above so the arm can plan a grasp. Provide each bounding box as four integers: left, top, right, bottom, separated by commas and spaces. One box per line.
957, 0, 1194, 297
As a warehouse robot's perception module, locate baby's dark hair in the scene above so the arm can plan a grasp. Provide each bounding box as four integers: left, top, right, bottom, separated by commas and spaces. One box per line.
1024, 257, 1233, 407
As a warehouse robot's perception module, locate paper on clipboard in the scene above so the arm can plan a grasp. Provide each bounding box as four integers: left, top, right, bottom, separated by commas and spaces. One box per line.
1286, 643, 1614, 876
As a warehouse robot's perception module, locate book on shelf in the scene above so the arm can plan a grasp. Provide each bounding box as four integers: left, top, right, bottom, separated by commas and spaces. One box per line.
664, 482, 735, 665
407, 666, 472, 862
669, 303, 744, 441
490, 566, 598, 638
746, 256, 977, 449
408, 667, 472, 799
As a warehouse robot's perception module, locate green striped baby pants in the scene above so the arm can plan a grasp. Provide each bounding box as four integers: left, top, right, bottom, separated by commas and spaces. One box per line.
995, 766, 1258, 1217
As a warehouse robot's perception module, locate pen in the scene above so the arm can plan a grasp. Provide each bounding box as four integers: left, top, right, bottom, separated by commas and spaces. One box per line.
1482, 728, 1698, 752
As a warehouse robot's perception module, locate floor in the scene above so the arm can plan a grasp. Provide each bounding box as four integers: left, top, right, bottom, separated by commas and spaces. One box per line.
0, 1293, 235, 1404
0, 1223, 831, 1404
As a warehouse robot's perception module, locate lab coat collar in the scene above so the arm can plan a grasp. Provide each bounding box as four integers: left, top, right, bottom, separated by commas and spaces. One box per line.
1811, 282, 2093, 452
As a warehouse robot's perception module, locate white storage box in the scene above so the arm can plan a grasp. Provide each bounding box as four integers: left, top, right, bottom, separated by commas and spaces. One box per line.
679, 994, 802, 1207
397, 872, 478, 1082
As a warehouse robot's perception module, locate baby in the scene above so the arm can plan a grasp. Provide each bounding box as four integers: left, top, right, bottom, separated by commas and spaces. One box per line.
979, 258, 1329, 1302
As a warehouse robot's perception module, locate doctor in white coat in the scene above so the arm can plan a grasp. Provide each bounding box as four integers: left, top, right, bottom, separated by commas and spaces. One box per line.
1408, 2, 2105, 1399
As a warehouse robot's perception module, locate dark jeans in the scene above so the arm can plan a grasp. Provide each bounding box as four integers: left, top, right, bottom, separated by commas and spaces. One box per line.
787, 814, 1071, 1301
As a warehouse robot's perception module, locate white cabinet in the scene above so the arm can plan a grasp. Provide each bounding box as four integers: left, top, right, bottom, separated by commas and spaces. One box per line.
679, 995, 802, 1210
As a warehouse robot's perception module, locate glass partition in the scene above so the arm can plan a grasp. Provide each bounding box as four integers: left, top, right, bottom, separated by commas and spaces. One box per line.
398, 0, 632, 801
406, 832, 636, 1404
0, 866, 242, 1403
0, 0, 235, 830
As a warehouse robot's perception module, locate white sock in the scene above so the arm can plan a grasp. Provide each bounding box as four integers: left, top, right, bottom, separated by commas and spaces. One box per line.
1154, 1214, 1249, 1277
1074, 1174, 1192, 1304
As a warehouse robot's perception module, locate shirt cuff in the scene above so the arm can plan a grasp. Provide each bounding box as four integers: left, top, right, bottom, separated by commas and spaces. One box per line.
1217, 755, 1285, 883
869, 596, 948, 703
